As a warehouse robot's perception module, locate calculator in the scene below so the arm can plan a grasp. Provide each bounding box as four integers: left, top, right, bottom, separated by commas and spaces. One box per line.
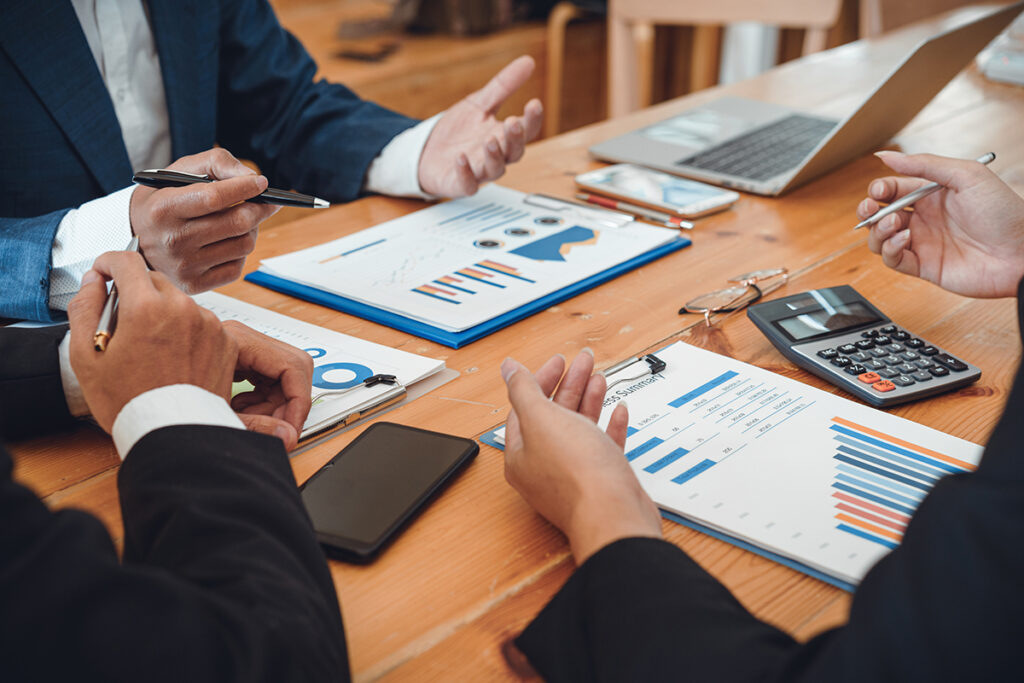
746, 285, 980, 407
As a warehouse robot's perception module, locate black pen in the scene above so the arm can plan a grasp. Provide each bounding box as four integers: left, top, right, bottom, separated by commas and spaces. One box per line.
132, 169, 330, 209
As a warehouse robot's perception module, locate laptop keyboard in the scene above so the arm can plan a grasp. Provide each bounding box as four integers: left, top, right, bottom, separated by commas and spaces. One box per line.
676, 114, 837, 181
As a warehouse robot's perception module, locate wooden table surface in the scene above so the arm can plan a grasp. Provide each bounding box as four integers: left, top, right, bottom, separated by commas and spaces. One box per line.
10, 6, 1024, 681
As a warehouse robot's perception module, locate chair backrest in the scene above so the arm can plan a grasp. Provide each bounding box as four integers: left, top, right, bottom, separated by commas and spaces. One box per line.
859, 0, 978, 38
607, 0, 844, 116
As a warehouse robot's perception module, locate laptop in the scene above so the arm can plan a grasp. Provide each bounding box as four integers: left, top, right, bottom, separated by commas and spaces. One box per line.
589, 2, 1024, 196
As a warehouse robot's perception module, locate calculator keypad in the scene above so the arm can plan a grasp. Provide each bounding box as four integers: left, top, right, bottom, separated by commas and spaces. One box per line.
795, 326, 978, 405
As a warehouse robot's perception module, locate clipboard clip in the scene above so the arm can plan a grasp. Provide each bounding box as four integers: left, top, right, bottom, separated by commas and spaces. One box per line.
311, 373, 400, 403
602, 354, 667, 392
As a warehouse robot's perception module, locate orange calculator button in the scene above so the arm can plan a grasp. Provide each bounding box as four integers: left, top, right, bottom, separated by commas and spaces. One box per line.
872, 380, 896, 392
857, 372, 881, 384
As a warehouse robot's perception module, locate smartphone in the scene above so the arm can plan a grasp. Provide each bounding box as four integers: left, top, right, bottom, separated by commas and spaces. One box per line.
300, 422, 478, 563
575, 163, 740, 217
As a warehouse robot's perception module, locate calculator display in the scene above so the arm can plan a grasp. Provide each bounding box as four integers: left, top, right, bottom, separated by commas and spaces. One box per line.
775, 302, 880, 341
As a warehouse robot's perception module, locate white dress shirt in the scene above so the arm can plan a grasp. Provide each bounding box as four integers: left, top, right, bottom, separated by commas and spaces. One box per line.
50, 0, 439, 311
58, 332, 244, 458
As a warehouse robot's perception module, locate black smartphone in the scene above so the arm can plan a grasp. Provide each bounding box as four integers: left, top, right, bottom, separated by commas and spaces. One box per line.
300, 422, 478, 563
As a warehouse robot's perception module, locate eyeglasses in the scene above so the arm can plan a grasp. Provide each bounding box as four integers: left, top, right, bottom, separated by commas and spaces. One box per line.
679, 268, 788, 327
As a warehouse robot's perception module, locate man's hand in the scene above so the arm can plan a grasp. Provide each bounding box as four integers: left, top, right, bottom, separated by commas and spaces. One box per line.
860, 151, 1024, 298
418, 56, 543, 198
129, 148, 280, 294
67, 252, 237, 433
502, 351, 662, 564
225, 321, 313, 451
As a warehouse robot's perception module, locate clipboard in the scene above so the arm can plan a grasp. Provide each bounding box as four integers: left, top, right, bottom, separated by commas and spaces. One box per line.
476, 346, 856, 593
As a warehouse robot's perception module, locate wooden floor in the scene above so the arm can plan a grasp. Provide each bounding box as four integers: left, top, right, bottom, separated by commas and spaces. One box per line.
9, 6, 1024, 681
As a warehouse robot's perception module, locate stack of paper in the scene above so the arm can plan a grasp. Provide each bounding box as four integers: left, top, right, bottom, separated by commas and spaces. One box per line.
246, 185, 688, 347
195, 293, 445, 439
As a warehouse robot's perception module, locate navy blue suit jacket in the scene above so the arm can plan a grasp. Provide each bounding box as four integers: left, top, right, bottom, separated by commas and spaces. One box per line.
0, 0, 416, 321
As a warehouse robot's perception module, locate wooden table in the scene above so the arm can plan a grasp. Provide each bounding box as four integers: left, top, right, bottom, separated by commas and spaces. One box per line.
10, 6, 1024, 681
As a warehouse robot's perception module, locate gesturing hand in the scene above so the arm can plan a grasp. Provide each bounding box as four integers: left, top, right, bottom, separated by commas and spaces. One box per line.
501, 351, 662, 564
418, 56, 543, 198
224, 321, 314, 451
859, 151, 1024, 298
129, 148, 280, 294
67, 251, 237, 433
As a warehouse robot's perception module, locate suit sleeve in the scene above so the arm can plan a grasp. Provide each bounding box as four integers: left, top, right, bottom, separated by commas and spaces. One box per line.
0, 325, 75, 440
214, 0, 417, 202
0, 210, 69, 321
517, 281, 1024, 683
0, 426, 349, 682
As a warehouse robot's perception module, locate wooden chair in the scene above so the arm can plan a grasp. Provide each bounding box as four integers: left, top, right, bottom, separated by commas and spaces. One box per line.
607, 0, 844, 116
859, 0, 978, 38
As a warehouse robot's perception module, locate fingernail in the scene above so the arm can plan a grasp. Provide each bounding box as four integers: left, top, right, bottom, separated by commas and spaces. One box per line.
870, 181, 885, 196
488, 141, 500, 154
81, 270, 101, 285
618, 399, 629, 411
874, 150, 902, 158
882, 214, 897, 230
501, 357, 517, 381
893, 229, 911, 246
274, 425, 292, 443
581, 347, 594, 357
512, 121, 522, 134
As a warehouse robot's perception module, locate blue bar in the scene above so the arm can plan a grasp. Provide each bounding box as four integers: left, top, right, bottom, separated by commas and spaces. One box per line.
832, 435, 945, 480
836, 523, 898, 549
438, 202, 495, 225
433, 280, 476, 295
835, 463, 924, 502
458, 272, 506, 288
644, 447, 689, 473
834, 473, 921, 509
829, 424, 965, 474
834, 452, 931, 491
831, 482, 916, 516
671, 458, 715, 484
625, 437, 663, 462
669, 371, 739, 408
340, 238, 386, 256
626, 426, 638, 437
411, 289, 460, 304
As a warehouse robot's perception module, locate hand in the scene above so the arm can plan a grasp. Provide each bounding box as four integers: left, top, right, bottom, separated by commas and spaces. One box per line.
859, 151, 1024, 298
418, 56, 543, 197
129, 148, 280, 294
67, 251, 237, 432
224, 321, 314, 451
501, 351, 662, 564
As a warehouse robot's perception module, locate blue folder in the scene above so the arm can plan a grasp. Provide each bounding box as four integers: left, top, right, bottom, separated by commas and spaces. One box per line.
479, 425, 856, 592
246, 236, 690, 349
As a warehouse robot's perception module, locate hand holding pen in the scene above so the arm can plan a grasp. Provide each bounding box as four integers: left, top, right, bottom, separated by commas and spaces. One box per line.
857, 151, 1024, 299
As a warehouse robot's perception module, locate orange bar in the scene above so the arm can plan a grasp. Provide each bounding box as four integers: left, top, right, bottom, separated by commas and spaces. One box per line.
835, 512, 903, 541
832, 491, 910, 523
417, 284, 455, 296
438, 275, 463, 284
831, 416, 976, 471
835, 502, 907, 532
479, 259, 518, 274
459, 267, 492, 278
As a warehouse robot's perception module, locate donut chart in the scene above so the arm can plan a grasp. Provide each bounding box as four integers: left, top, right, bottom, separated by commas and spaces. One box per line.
312, 362, 374, 390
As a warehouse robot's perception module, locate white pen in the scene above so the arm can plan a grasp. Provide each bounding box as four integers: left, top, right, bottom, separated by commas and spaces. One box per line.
853, 152, 996, 230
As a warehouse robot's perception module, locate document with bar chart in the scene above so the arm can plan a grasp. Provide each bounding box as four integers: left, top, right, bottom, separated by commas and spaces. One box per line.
485, 341, 983, 588
246, 185, 688, 347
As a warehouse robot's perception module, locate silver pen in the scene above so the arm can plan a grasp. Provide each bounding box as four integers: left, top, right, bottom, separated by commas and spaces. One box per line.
853, 152, 995, 230
93, 236, 140, 352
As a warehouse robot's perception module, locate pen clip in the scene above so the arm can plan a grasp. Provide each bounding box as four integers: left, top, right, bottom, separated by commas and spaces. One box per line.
603, 354, 667, 392
311, 373, 402, 403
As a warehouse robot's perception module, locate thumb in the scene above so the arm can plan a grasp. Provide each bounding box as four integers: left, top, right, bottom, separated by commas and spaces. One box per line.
238, 413, 299, 451
501, 357, 546, 421
874, 151, 983, 191
67, 270, 109, 347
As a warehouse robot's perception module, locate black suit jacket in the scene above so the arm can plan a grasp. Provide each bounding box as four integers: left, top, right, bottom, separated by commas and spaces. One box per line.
517, 284, 1024, 682
0, 328, 350, 681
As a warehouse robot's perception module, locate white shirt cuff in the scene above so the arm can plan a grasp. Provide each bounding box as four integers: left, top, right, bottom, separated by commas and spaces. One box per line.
111, 384, 244, 459
49, 185, 137, 311
57, 332, 89, 417
362, 114, 442, 199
